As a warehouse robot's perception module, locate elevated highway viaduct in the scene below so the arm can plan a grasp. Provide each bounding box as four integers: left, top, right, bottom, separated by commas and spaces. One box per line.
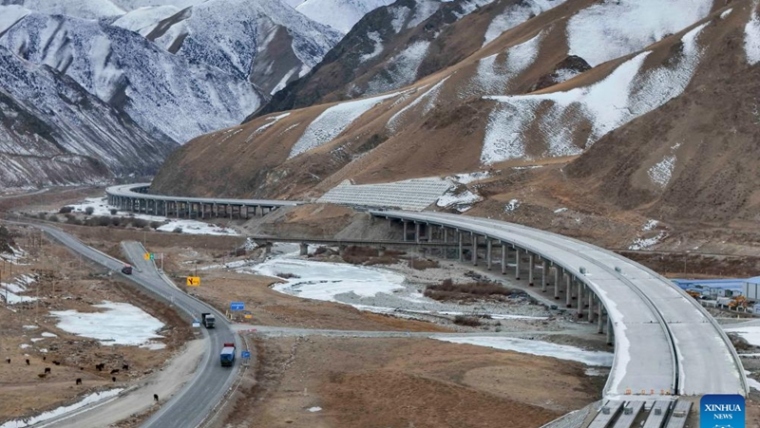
105, 185, 747, 402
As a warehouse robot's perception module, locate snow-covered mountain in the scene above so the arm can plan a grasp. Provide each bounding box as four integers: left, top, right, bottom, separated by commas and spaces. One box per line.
293, 0, 396, 34
155, 0, 759, 234
0, 0, 348, 187
0, 43, 175, 187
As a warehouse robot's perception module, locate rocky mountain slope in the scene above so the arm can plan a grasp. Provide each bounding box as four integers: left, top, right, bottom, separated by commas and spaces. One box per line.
153, 0, 760, 249
0, 0, 346, 187
0, 44, 175, 187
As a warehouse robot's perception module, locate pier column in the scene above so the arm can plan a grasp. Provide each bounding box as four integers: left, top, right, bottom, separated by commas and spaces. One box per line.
300, 243, 308, 256
443, 227, 448, 243
471, 233, 477, 266
554, 267, 560, 300
606, 317, 613, 345
458, 232, 463, 262
486, 238, 492, 270
528, 254, 535, 286
265, 242, 272, 255
588, 294, 595, 323
577, 282, 584, 317
415, 223, 421, 244
514, 248, 521, 280
403, 222, 408, 241
501, 244, 507, 274
565, 274, 572, 308
541, 260, 548, 292
598, 305, 605, 334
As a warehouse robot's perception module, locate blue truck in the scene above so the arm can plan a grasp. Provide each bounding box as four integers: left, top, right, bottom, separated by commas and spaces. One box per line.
220, 342, 236, 367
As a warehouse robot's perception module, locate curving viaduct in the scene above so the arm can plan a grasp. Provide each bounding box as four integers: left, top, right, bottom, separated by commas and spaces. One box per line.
105, 184, 748, 403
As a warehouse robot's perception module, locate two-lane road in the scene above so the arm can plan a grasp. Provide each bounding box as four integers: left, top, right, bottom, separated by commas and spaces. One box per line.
14, 221, 242, 428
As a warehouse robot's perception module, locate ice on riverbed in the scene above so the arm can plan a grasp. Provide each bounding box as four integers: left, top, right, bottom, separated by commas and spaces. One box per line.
435, 336, 614, 366
50, 301, 164, 347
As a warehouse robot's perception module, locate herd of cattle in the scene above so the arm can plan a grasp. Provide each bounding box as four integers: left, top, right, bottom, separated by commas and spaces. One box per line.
5, 357, 131, 385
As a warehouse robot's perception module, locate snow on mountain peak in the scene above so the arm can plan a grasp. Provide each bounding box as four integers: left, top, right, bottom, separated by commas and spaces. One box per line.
294, 0, 395, 34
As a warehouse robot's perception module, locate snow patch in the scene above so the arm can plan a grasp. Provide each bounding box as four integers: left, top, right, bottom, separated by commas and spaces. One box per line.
554, 208, 567, 213
366, 41, 430, 95
648, 156, 676, 188
307, 406, 322, 412
436, 190, 482, 212
628, 232, 667, 250
720, 8, 732, 19
504, 199, 520, 212
360, 31, 384, 63
482, 23, 707, 164
289, 91, 401, 159
435, 336, 614, 366
471, 32, 543, 94
51, 301, 164, 347
642, 219, 659, 231
294, 0, 395, 34
567, 0, 713, 66
0, 389, 123, 428
745, 7, 760, 65
386, 77, 449, 133
483, 0, 565, 47
254, 112, 292, 135
41, 332, 57, 338
0, 5, 31, 34
724, 326, 760, 348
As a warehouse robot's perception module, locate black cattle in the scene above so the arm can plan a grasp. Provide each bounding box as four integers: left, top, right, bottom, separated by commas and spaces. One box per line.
44, 367, 51, 374
110, 369, 119, 375
112, 376, 116, 382
25, 359, 30, 366
95, 363, 104, 371
153, 394, 159, 402
37, 373, 46, 378
5, 358, 10, 364
75, 378, 82, 385
52, 360, 61, 366
42, 356, 46, 361
122, 364, 129, 371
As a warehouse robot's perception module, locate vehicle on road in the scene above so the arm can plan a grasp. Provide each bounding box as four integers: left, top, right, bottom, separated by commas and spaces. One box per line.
201, 312, 216, 328
121, 265, 133, 275
220, 342, 236, 367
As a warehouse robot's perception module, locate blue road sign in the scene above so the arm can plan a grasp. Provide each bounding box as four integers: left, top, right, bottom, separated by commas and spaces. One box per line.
241, 350, 251, 359
230, 301, 245, 311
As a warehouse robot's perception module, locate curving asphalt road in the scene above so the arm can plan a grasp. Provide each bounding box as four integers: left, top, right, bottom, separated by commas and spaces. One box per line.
13, 221, 242, 428
120, 241, 242, 428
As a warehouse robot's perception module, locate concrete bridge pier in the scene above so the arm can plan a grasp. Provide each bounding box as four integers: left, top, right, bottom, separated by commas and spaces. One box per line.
442, 227, 448, 243
500, 243, 507, 275
299, 243, 308, 256
588, 294, 595, 323
403, 221, 409, 242
565, 274, 572, 308
514, 248, 521, 280
541, 260, 548, 292
458, 232, 464, 262
415, 223, 421, 243
486, 238, 492, 270
597, 304, 605, 334
471, 233, 477, 266
264, 242, 272, 255
528, 254, 535, 286
577, 282, 584, 318
606, 317, 614, 345
554, 267, 560, 300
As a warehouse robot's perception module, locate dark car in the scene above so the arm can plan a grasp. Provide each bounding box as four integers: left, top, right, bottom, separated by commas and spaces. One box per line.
121, 265, 133, 275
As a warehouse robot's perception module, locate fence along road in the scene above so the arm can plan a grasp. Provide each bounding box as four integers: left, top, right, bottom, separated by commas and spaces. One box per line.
370, 210, 747, 398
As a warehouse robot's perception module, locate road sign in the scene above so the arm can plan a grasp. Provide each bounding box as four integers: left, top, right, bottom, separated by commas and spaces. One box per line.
230, 301, 245, 311
144, 253, 150, 260
241, 351, 251, 359
186, 276, 201, 286
150, 253, 154, 260
244, 314, 252, 319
